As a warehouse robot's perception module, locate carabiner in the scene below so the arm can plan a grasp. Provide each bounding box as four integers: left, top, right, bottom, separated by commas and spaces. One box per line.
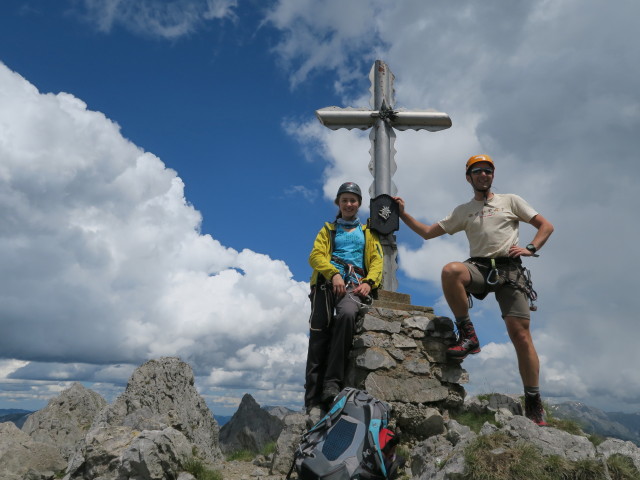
486, 258, 500, 285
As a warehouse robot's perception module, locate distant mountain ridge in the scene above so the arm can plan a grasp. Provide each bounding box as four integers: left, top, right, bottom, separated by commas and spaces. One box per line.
549, 401, 640, 446
0, 409, 33, 428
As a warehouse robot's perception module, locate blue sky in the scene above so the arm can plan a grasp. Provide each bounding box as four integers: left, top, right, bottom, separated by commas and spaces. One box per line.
1, 0, 639, 416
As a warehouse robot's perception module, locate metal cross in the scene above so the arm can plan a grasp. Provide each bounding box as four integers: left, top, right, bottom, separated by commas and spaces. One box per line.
316, 60, 452, 292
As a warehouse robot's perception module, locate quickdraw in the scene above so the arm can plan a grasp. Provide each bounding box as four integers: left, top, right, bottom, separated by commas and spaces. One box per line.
506, 264, 538, 311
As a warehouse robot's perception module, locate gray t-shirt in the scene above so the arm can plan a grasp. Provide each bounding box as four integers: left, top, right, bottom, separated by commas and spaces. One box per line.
438, 193, 538, 257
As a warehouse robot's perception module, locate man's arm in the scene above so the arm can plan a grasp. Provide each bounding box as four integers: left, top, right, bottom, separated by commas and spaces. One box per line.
528, 214, 554, 250
509, 214, 554, 257
393, 197, 446, 240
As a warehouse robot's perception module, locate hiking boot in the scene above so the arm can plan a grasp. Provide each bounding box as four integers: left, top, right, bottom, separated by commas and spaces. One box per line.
320, 385, 340, 407
524, 393, 548, 426
447, 323, 481, 359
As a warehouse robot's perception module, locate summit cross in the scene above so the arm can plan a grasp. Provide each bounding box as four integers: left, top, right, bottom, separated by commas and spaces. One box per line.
316, 60, 452, 291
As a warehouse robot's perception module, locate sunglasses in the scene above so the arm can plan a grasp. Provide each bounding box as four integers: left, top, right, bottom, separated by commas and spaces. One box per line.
470, 167, 494, 175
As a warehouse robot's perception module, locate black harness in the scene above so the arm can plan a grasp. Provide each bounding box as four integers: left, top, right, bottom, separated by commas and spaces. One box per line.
466, 257, 538, 311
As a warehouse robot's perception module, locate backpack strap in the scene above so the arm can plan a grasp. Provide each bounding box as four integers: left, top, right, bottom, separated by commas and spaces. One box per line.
367, 401, 390, 478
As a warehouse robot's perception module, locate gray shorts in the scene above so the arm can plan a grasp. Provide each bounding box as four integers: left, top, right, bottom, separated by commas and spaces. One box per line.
464, 259, 531, 320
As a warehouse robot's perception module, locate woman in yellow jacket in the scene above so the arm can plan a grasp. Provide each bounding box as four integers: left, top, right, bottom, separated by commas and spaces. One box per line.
305, 182, 383, 415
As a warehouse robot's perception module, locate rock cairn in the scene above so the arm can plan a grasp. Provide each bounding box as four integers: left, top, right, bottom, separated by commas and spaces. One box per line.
346, 293, 466, 441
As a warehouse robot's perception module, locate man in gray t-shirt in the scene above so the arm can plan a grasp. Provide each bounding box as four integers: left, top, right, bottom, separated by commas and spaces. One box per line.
394, 154, 554, 426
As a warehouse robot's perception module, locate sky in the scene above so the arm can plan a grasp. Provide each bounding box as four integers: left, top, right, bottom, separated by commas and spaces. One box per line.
0, 0, 638, 417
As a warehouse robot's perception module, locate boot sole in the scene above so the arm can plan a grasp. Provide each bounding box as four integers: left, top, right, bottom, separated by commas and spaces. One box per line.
447, 347, 481, 360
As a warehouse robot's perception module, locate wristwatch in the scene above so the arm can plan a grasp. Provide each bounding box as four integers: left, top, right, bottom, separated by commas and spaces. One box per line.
525, 243, 537, 254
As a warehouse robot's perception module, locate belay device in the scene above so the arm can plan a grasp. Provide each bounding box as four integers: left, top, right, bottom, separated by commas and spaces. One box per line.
288, 388, 402, 480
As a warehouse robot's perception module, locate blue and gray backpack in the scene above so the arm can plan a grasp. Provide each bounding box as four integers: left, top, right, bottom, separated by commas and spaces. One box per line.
288, 388, 401, 480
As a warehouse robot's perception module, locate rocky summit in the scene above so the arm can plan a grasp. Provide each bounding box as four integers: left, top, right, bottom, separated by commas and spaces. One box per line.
2, 301, 640, 479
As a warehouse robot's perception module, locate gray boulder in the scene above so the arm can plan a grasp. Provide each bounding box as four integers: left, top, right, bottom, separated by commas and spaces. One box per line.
410, 393, 640, 478
22, 382, 107, 459
501, 415, 596, 461
270, 412, 307, 475
64, 425, 192, 480
0, 421, 66, 480
93, 357, 222, 464
219, 393, 284, 454
597, 438, 640, 471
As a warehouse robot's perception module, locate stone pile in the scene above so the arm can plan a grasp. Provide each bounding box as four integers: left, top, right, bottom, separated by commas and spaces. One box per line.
346, 296, 466, 440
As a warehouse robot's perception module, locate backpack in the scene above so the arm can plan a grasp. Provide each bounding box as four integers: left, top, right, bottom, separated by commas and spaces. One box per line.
288, 388, 401, 480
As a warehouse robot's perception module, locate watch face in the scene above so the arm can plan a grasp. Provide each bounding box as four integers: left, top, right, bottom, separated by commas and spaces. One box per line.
526, 244, 536, 252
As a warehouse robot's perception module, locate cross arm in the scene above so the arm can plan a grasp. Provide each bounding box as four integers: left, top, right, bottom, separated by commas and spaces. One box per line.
315, 107, 377, 130
391, 109, 452, 131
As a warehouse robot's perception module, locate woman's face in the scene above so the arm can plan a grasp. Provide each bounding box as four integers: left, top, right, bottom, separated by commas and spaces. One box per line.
337, 193, 361, 220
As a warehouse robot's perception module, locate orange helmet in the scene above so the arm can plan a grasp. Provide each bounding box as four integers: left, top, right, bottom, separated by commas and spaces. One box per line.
466, 154, 494, 172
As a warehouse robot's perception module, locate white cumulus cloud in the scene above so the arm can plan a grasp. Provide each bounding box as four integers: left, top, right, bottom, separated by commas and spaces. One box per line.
0, 62, 310, 410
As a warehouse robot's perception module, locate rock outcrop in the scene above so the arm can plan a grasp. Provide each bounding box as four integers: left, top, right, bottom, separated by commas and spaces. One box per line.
92, 357, 222, 464
2, 301, 639, 480
270, 412, 307, 475
411, 394, 640, 479
219, 393, 284, 454
0, 421, 66, 480
64, 357, 223, 480
65, 425, 193, 480
21, 382, 107, 459
270, 298, 640, 478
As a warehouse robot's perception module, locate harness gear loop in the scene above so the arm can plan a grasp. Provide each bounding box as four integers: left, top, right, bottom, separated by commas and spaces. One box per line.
497, 261, 539, 311
467, 257, 539, 311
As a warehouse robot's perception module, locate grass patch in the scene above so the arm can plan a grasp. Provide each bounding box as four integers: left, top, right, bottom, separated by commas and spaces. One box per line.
182, 457, 223, 480
261, 441, 276, 457
226, 449, 255, 461
546, 417, 585, 436
451, 410, 499, 434
464, 432, 545, 480
461, 432, 632, 480
607, 454, 640, 480
588, 433, 606, 447
476, 394, 493, 403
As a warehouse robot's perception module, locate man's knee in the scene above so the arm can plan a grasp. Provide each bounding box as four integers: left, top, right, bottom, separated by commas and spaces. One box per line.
505, 318, 533, 348
442, 262, 469, 284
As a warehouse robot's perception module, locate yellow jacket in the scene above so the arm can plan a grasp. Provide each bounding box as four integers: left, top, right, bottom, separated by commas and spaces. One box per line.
309, 222, 383, 288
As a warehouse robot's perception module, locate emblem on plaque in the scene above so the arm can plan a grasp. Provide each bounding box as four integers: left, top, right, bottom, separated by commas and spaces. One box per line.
369, 194, 399, 235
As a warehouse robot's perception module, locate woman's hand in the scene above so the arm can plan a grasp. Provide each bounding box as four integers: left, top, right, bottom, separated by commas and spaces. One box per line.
352, 282, 371, 298
332, 273, 347, 297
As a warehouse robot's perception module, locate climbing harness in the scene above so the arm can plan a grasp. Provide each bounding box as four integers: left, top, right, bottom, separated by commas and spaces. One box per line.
331, 255, 373, 307
467, 257, 538, 311
331, 255, 365, 284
